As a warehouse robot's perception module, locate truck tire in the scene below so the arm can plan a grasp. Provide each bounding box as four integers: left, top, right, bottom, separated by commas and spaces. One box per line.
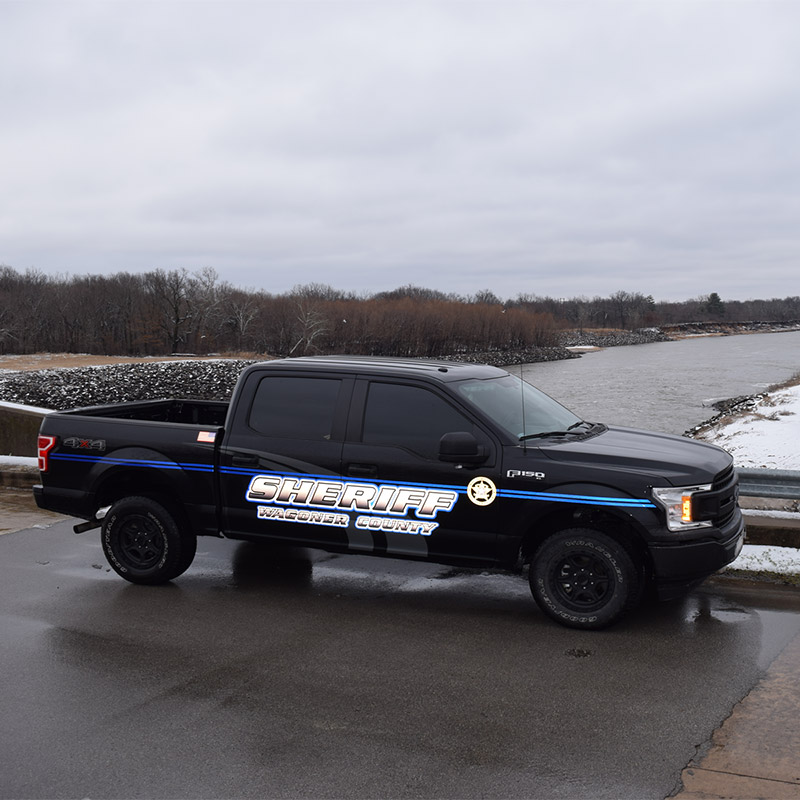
102, 496, 196, 585
530, 528, 640, 629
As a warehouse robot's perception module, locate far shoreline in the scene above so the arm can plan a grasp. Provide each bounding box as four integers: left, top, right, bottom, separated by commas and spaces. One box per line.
1, 320, 799, 375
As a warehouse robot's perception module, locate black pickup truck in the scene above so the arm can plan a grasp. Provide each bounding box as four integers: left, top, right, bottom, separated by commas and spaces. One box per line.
34, 356, 744, 629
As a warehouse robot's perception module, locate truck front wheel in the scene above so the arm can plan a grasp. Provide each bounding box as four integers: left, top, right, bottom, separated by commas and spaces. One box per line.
530, 528, 640, 629
102, 496, 196, 585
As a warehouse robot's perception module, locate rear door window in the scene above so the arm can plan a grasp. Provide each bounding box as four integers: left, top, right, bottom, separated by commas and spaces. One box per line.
249, 376, 342, 440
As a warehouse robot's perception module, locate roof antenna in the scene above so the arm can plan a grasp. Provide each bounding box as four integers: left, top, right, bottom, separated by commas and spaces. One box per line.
519, 362, 527, 454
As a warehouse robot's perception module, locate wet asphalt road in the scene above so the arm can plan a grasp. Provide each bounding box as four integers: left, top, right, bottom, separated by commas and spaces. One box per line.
3, 520, 800, 800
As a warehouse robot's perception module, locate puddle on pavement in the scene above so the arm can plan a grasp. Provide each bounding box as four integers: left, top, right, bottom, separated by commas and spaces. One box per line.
684, 586, 800, 670
689, 606, 752, 623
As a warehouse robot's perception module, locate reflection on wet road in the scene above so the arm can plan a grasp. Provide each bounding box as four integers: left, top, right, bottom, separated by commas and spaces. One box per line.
2, 521, 800, 799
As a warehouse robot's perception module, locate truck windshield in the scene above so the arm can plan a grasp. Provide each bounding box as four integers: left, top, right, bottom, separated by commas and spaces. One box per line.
455, 375, 583, 441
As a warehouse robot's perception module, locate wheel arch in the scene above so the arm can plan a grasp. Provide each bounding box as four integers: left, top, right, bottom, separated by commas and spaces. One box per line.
519, 504, 653, 580
93, 467, 191, 526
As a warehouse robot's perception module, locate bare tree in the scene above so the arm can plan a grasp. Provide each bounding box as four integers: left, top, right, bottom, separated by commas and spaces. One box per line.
222, 288, 260, 351
289, 301, 329, 355
144, 268, 194, 352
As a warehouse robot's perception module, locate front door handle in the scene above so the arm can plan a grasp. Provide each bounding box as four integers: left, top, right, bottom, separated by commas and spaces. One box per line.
348, 463, 378, 478
232, 454, 259, 467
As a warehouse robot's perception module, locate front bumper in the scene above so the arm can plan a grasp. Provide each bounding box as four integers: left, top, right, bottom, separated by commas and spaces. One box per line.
650, 515, 746, 599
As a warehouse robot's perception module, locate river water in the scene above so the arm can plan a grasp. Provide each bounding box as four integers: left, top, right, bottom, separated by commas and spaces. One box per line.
520, 330, 800, 436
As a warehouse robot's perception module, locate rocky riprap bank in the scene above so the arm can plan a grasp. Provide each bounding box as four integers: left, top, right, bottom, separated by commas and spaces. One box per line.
559, 327, 672, 348
684, 394, 770, 438
0, 360, 255, 411
451, 327, 673, 366
661, 320, 800, 337
449, 346, 578, 366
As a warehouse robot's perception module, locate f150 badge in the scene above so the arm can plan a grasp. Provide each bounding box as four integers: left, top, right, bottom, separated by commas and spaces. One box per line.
507, 469, 545, 480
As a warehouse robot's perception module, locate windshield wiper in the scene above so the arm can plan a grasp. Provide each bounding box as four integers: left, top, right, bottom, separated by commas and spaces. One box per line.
519, 421, 588, 442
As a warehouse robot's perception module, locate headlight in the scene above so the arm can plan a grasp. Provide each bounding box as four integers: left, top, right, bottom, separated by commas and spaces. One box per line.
652, 485, 713, 531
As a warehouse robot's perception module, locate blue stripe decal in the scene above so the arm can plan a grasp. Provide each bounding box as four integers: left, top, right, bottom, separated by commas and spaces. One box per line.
51, 453, 214, 473
499, 489, 655, 508
221, 467, 655, 509
52, 455, 654, 509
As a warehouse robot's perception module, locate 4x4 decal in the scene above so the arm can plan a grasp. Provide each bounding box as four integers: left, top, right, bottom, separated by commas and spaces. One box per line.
63, 436, 106, 452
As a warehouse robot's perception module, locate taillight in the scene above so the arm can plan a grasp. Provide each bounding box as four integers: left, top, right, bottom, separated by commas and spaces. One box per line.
37, 435, 57, 472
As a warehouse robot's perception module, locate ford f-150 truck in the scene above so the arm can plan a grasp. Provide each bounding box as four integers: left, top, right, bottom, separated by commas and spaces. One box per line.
34, 356, 744, 629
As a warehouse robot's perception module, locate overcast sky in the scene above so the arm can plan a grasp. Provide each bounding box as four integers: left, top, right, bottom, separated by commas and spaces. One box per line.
2, 1, 799, 302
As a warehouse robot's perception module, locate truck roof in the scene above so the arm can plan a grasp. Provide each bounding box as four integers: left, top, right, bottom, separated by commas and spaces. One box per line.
252, 355, 509, 383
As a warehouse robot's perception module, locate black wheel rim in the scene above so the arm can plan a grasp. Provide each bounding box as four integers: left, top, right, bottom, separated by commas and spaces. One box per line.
551, 551, 613, 611
117, 514, 165, 570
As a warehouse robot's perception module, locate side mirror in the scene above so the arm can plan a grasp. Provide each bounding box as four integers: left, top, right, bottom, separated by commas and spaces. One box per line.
438, 431, 488, 464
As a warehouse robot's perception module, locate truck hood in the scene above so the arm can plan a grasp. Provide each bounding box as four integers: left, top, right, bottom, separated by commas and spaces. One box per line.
538, 425, 732, 486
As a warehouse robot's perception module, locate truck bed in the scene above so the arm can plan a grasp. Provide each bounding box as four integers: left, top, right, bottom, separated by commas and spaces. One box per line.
36, 398, 228, 533
56, 398, 229, 426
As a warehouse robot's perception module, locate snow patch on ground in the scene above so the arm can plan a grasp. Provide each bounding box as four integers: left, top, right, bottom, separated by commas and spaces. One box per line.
694, 383, 800, 470
0, 456, 37, 467
725, 545, 800, 575
690, 380, 800, 576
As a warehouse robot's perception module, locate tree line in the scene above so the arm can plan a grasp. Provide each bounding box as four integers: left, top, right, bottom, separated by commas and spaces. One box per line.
1, 265, 798, 358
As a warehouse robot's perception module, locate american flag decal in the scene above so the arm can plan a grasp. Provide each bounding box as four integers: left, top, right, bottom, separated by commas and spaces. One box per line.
197, 431, 217, 443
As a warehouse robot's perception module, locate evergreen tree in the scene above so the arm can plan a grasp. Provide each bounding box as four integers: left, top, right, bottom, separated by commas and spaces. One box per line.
705, 292, 726, 317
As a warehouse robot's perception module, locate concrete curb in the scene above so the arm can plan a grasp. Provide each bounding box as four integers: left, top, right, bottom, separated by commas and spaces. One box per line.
742, 514, 800, 548
0, 467, 40, 488
673, 629, 800, 798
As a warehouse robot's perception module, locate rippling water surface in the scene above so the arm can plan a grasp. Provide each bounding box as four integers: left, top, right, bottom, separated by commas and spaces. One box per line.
521, 331, 800, 435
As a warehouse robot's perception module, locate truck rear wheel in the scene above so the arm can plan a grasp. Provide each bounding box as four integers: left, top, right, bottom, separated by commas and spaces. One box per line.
530, 528, 640, 629
102, 496, 196, 585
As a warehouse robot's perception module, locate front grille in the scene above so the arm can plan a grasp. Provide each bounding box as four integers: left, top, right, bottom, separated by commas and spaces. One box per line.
714, 464, 734, 488
695, 464, 739, 528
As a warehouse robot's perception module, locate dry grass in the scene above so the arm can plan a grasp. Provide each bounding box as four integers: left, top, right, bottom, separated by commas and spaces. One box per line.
767, 371, 800, 393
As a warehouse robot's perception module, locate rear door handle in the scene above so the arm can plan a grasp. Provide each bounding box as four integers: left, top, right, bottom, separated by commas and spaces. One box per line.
348, 463, 378, 478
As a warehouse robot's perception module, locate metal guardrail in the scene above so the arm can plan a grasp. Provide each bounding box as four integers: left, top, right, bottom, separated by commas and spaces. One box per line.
736, 468, 800, 500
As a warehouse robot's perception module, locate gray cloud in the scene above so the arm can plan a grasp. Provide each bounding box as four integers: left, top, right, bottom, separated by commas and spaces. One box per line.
2, 1, 799, 301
